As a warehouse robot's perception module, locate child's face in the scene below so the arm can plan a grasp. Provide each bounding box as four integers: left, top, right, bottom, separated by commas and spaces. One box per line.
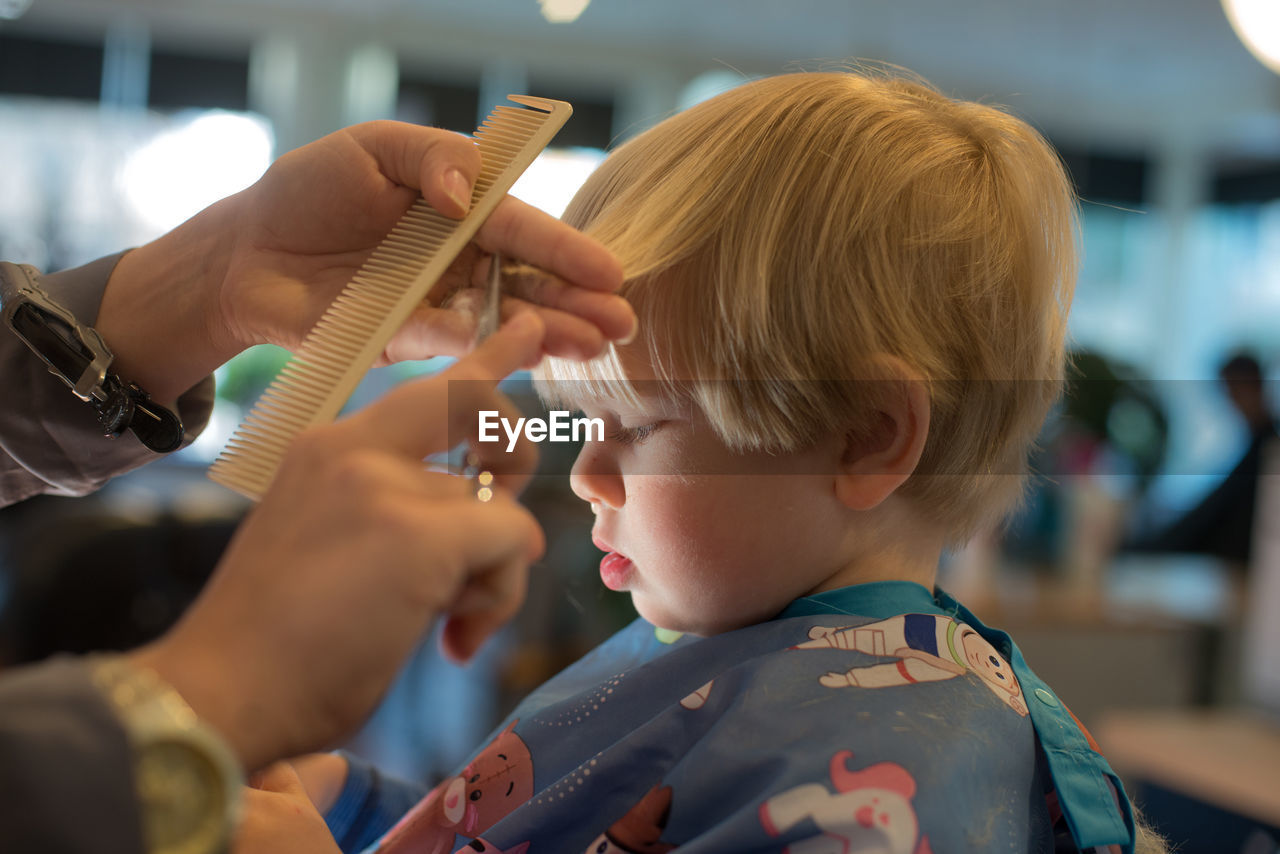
566, 373, 855, 637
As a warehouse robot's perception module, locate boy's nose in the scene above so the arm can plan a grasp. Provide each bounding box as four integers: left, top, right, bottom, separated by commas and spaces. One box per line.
570, 443, 625, 509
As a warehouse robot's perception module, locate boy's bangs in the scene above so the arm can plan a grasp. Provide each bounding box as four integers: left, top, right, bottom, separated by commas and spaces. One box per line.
534, 342, 646, 413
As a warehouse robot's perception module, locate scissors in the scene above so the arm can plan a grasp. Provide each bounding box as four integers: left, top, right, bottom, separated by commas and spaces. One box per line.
474, 252, 503, 344
461, 252, 504, 501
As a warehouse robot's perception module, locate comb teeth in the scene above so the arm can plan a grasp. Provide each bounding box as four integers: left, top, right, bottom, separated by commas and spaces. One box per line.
208, 95, 573, 500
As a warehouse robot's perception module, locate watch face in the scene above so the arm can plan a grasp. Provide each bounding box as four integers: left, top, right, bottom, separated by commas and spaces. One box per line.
136, 738, 231, 854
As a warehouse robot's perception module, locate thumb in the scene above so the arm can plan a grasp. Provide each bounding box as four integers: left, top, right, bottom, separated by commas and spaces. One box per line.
439, 612, 492, 665
249, 761, 309, 797
341, 310, 546, 460
437, 563, 527, 665
347, 122, 481, 219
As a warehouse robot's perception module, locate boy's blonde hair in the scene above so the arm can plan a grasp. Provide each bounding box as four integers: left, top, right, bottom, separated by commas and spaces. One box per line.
540, 68, 1078, 540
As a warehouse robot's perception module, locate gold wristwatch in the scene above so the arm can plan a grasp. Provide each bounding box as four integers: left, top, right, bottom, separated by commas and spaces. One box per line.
90, 656, 244, 854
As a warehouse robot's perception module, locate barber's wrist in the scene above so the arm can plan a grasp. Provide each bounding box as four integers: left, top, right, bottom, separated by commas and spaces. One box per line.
128, 639, 278, 774
96, 193, 240, 404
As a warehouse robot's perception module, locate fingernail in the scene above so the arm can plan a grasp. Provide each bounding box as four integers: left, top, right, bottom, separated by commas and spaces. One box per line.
506, 311, 539, 334
444, 168, 472, 213
618, 314, 640, 346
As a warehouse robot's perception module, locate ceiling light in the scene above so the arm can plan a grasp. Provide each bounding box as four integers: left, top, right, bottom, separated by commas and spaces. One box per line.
539, 0, 590, 24
0, 0, 33, 21
1223, 0, 1280, 74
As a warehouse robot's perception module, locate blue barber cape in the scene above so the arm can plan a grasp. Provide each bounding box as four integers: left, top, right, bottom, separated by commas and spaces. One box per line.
361, 582, 1133, 854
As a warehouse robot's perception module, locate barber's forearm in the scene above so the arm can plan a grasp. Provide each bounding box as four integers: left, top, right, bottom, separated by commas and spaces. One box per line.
95, 193, 241, 405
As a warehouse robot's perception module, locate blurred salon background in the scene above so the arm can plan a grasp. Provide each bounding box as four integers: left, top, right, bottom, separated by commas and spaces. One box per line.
1, 1, 1278, 851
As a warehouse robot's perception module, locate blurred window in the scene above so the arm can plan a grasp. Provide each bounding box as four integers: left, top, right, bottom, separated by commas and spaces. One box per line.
0, 31, 103, 101
1069, 198, 1280, 517
1057, 147, 1148, 207
149, 49, 249, 112
397, 75, 480, 134
526, 79, 613, 149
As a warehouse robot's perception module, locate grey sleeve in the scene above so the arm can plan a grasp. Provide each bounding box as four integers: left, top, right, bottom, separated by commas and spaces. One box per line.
0, 657, 146, 854
0, 253, 216, 507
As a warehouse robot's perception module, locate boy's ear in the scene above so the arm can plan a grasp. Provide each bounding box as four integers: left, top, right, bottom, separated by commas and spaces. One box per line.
835, 357, 930, 512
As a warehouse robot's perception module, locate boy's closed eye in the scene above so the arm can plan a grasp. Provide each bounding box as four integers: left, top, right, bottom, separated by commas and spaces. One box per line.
569, 403, 668, 447
608, 421, 661, 446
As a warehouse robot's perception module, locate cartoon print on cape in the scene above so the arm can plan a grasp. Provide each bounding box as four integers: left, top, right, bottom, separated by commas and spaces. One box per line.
583, 784, 677, 853
375, 720, 534, 854
679, 680, 714, 710
792, 614, 1029, 716
760, 750, 932, 854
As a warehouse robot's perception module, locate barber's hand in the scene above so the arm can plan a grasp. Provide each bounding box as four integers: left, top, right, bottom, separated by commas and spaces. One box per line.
215, 121, 632, 360
98, 120, 632, 401
131, 313, 547, 772
233, 763, 342, 854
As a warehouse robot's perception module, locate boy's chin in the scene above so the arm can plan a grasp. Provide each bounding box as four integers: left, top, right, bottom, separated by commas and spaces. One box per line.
635, 600, 742, 638
634, 600, 702, 637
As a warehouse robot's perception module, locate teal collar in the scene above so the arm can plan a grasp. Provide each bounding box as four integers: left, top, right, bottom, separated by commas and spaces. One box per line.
776, 581, 1135, 854
778, 580, 948, 621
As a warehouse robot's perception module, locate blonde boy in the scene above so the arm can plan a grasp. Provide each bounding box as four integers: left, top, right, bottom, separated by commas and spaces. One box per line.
303, 70, 1162, 854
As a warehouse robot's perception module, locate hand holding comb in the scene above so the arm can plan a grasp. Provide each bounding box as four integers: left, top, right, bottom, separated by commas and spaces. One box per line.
209, 96, 573, 500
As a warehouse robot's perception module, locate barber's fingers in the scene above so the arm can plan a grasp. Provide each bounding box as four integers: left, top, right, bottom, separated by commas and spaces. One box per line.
496, 296, 607, 360
378, 293, 628, 365
421, 490, 545, 580
336, 312, 545, 460
437, 553, 532, 664
481, 262, 635, 345
346, 121, 481, 219
477, 195, 624, 296
417, 492, 543, 664
365, 470, 544, 580
282, 466, 540, 633
338, 123, 625, 304
374, 304, 475, 365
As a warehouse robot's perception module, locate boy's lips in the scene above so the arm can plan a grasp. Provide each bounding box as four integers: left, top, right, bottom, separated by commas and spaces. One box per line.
592, 534, 634, 591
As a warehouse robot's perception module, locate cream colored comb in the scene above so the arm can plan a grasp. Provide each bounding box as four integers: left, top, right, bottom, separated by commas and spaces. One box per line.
208, 95, 573, 500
